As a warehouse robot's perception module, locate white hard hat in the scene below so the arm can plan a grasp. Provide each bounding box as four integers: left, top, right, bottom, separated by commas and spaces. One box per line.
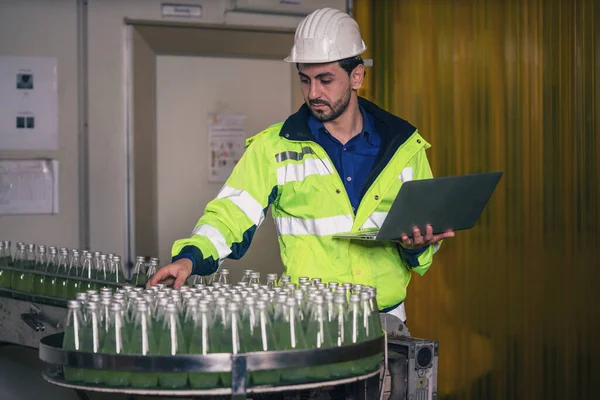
284, 8, 367, 64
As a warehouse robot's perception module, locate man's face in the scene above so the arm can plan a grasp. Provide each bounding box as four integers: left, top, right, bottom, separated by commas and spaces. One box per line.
298, 62, 353, 123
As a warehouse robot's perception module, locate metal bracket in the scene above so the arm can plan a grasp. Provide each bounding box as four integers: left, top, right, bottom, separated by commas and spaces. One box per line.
21, 312, 45, 332
230, 354, 247, 400
379, 330, 388, 400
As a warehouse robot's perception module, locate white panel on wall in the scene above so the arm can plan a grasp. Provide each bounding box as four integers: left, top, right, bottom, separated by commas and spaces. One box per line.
156, 55, 292, 282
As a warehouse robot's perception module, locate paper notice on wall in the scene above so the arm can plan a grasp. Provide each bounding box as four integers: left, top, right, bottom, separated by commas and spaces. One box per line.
0, 159, 59, 215
0, 56, 59, 150
208, 113, 246, 183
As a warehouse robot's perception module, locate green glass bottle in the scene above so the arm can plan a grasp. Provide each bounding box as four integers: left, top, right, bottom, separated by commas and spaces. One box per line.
20, 243, 37, 292
347, 293, 368, 376
152, 297, 170, 339
50, 248, 70, 298
246, 300, 281, 386
188, 301, 221, 389
182, 297, 199, 343
80, 301, 104, 384
96, 254, 110, 286
75, 292, 88, 317
25, 243, 36, 269
91, 251, 101, 280
130, 256, 147, 287
98, 297, 112, 338
128, 301, 158, 388
66, 250, 82, 298
0, 241, 12, 288
157, 303, 188, 388
32, 245, 48, 295
100, 302, 130, 387
277, 297, 309, 383
298, 276, 309, 285
106, 253, 114, 279
329, 295, 354, 379
110, 255, 126, 286
10, 243, 28, 292
305, 295, 335, 381
47, 247, 58, 273
240, 269, 253, 285
218, 301, 243, 387
145, 258, 159, 287
279, 275, 291, 287
62, 300, 85, 383
2, 240, 13, 265
266, 273, 278, 289
79, 252, 97, 293
361, 289, 383, 373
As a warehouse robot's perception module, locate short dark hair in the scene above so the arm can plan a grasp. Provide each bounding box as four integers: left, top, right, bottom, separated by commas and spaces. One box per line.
296, 56, 365, 76
338, 56, 364, 76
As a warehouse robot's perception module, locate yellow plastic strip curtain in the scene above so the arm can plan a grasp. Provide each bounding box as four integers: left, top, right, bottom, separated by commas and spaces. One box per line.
354, 0, 599, 399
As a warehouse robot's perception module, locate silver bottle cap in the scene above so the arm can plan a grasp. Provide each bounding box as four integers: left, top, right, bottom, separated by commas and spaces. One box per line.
68, 300, 81, 309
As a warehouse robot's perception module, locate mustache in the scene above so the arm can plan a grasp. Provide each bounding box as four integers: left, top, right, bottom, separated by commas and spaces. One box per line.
309, 99, 330, 107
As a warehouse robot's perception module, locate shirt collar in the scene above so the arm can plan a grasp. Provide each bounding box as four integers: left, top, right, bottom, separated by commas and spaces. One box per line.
308, 105, 379, 146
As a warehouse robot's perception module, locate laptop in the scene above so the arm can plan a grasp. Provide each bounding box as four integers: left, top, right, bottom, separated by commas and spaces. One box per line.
333, 171, 503, 241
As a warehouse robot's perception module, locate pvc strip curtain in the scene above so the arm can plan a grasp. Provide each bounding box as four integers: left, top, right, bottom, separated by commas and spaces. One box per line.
354, 0, 599, 399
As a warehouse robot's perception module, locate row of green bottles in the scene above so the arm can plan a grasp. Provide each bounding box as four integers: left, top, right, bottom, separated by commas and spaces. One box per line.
62, 278, 383, 390
130, 256, 159, 287
0, 240, 128, 297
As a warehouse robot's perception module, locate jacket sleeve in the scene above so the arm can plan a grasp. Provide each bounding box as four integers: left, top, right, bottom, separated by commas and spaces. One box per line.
397, 140, 443, 276
171, 135, 279, 276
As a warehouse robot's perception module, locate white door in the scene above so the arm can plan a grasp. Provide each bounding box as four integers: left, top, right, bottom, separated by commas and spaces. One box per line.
156, 55, 294, 282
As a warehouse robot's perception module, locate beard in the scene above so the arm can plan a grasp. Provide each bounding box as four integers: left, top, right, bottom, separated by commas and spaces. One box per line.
307, 86, 352, 123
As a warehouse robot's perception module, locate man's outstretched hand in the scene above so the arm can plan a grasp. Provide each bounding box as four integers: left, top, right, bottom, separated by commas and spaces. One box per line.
146, 258, 193, 289
393, 224, 455, 250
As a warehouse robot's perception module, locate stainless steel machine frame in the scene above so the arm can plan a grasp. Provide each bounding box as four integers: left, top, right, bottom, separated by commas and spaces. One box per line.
0, 264, 124, 348
39, 331, 386, 399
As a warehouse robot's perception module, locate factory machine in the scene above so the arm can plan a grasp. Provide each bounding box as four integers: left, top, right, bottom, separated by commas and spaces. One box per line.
0, 242, 438, 400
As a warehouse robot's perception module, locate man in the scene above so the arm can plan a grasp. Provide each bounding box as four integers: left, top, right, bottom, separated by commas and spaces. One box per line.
148, 8, 453, 324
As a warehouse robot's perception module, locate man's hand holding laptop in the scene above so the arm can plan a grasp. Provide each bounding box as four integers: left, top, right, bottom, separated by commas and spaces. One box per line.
394, 224, 455, 250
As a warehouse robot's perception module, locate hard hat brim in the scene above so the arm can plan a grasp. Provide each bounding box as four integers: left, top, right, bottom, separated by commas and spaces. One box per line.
283, 49, 366, 64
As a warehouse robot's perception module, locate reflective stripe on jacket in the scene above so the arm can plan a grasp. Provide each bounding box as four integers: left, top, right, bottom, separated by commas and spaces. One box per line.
172, 97, 441, 310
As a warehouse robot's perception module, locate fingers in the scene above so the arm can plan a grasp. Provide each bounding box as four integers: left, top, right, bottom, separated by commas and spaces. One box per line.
173, 270, 188, 289
424, 225, 434, 242
412, 227, 423, 247
432, 230, 455, 242
401, 234, 412, 247
147, 265, 172, 287
397, 227, 455, 248
156, 276, 176, 287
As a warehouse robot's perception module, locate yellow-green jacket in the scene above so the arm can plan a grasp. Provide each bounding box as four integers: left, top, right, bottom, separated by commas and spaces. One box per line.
172, 97, 440, 310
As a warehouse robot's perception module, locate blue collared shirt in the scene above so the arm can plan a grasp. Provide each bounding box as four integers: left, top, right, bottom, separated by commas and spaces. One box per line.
308, 106, 380, 212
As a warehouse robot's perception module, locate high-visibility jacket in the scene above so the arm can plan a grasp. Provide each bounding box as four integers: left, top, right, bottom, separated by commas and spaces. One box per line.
172, 97, 441, 310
